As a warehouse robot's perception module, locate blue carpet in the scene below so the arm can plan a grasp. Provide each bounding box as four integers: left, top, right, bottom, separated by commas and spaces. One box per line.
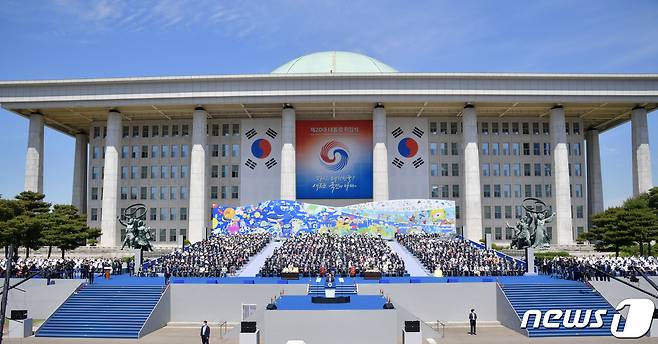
274, 295, 387, 310
88, 274, 580, 286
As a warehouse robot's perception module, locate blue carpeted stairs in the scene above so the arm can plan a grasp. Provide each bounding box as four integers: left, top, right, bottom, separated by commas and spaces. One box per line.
500, 282, 624, 337
36, 284, 165, 338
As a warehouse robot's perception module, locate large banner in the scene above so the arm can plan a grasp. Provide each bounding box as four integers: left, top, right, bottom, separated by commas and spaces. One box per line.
239, 119, 282, 204
387, 117, 430, 199
212, 199, 456, 239
296, 120, 373, 199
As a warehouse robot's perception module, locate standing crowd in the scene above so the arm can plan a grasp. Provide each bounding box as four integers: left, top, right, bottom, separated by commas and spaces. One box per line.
141, 233, 271, 277
538, 256, 658, 282
397, 233, 525, 276
0, 257, 134, 279
259, 232, 406, 277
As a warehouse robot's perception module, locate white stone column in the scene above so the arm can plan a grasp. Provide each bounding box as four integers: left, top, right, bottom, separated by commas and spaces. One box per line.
280, 105, 296, 200
188, 107, 208, 243
631, 106, 653, 196
24, 113, 44, 193
72, 133, 88, 214
550, 105, 573, 245
585, 129, 603, 229
100, 110, 122, 247
462, 104, 483, 242
373, 104, 389, 202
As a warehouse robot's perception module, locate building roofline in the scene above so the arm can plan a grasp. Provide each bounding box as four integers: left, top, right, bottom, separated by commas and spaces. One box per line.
2, 72, 658, 86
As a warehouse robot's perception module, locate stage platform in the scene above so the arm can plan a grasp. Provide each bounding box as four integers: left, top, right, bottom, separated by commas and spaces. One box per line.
274, 295, 387, 310
89, 274, 582, 286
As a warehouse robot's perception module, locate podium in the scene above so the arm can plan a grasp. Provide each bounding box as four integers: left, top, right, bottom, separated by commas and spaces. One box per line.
325, 288, 335, 298
239, 329, 260, 344
402, 329, 422, 344
8, 318, 32, 338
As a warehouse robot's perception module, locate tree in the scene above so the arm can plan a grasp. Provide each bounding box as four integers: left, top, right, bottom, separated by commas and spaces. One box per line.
583, 207, 635, 257
0, 199, 25, 250
12, 192, 50, 257
647, 186, 658, 213
41, 205, 101, 258
619, 208, 658, 256
14, 191, 50, 214
620, 194, 658, 255
585, 189, 658, 257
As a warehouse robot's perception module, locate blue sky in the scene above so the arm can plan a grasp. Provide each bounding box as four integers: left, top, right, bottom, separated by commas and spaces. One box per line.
0, 0, 657, 207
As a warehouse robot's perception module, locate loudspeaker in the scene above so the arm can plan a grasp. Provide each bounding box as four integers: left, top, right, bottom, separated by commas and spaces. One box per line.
404, 320, 420, 333
241, 321, 257, 333
11, 310, 28, 320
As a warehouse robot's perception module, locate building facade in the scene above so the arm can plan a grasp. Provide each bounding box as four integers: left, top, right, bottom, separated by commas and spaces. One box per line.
1, 51, 655, 247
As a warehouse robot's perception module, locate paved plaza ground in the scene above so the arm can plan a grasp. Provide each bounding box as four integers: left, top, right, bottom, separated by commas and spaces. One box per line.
5, 325, 656, 344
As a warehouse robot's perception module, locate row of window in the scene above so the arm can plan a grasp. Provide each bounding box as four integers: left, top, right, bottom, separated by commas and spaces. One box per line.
91, 165, 190, 180
100, 164, 242, 180
482, 204, 585, 220
120, 186, 189, 200
428, 121, 582, 136
428, 142, 582, 157
92, 144, 241, 160
92, 186, 194, 201
211, 165, 239, 178
431, 183, 584, 199
94, 124, 192, 139
91, 207, 189, 222
431, 184, 461, 198
485, 226, 585, 241
95, 162, 581, 181
155, 228, 187, 243
479, 163, 582, 178
482, 142, 581, 157
95, 120, 585, 140
93, 123, 244, 140
210, 186, 240, 200
122, 228, 187, 243
481, 183, 583, 198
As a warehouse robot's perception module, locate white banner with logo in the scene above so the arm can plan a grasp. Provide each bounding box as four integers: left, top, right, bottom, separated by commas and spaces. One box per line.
239, 118, 282, 204
387, 117, 430, 199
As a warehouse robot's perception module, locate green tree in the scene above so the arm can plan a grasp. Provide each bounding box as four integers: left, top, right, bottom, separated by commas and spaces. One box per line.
647, 186, 658, 212
583, 207, 635, 257
621, 193, 658, 255
13, 192, 51, 257
619, 208, 658, 256
0, 199, 25, 249
15, 191, 51, 214
41, 205, 101, 258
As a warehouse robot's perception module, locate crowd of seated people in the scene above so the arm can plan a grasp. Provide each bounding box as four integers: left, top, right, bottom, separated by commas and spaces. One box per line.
538, 256, 658, 282
396, 233, 525, 276
259, 233, 406, 277
0, 257, 130, 279
141, 233, 271, 277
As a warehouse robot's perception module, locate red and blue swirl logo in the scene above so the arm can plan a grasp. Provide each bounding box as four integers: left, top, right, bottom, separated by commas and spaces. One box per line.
251, 138, 272, 159
319, 140, 349, 171
398, 137, 418, 158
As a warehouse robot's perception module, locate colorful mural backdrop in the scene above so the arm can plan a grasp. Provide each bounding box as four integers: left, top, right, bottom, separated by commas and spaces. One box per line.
211, 199, 456, 240
296, 120, 373, 199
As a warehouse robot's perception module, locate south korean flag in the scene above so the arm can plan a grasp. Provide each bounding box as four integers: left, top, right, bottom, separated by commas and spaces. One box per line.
240, 119, 282, 204
387, 117, 430, 199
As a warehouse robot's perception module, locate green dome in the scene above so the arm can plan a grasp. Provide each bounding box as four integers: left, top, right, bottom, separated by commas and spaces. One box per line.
272, 51, 397, 74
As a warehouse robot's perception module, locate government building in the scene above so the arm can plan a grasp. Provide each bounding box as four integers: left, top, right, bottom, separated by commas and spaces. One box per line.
0, 51, 656, 247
